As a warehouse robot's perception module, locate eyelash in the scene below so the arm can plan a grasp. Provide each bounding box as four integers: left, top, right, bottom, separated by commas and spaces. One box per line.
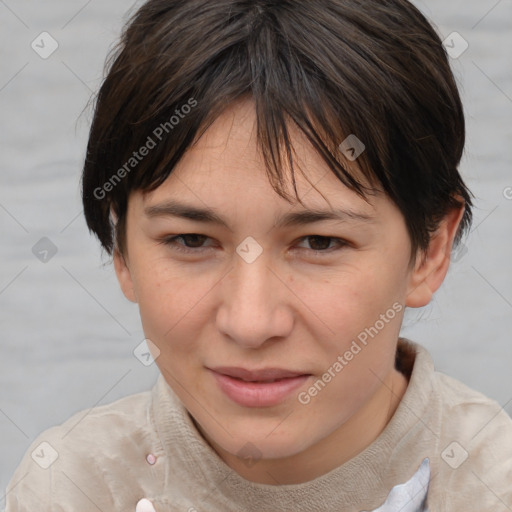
158, 234, 349, 257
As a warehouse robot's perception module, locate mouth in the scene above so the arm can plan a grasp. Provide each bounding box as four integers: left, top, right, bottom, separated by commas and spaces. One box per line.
209, 366, 308, 381
207, 367, 311, 407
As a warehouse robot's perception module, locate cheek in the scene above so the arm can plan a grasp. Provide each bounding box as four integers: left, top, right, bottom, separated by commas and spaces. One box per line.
299, 263, 405, 387
302, 263, 404, 336
132, 258, 223, 364
132, 261, 198, 343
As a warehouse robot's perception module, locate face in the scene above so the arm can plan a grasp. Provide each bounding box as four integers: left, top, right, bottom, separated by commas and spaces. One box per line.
114, 98, 458, 479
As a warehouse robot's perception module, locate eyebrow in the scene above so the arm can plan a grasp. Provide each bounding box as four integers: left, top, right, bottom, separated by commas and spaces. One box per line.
144, 199, 375, 229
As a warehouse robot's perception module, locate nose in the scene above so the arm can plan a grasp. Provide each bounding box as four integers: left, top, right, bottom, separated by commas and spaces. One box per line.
216, 253, 294, 349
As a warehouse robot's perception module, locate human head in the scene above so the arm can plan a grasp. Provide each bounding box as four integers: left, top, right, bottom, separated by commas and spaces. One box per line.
79, 0, 474, 482
81, 0, 472, 265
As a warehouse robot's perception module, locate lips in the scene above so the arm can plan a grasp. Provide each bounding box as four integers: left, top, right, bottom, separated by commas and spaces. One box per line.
208, 366, 311, 407
210, 366, 307, 382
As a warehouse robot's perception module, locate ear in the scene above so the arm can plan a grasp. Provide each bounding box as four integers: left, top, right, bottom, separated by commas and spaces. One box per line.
113, 249, 138, 303
406, 205, 465, 308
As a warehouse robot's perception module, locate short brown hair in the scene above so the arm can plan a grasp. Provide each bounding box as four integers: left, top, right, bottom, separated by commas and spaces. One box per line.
81, 0, 473, 261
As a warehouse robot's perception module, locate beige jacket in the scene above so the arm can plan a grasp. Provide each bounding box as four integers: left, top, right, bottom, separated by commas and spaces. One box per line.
5, 339, 512, 511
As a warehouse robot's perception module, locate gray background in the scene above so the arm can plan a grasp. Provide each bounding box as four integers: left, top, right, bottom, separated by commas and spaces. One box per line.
1, 0, 511, 501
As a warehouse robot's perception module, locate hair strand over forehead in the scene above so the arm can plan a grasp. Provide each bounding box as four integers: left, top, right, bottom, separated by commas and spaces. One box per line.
81, 0, 473, 261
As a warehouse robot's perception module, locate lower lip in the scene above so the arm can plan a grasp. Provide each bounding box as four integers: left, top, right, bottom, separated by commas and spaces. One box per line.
210, 371, 310, 407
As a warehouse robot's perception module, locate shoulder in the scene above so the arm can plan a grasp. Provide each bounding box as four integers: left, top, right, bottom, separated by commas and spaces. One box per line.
433, 369, 512, 442
404, 340, 512, 439
431, 365, 512, 509
400, 340, 512, 509
5, 387, 163, 511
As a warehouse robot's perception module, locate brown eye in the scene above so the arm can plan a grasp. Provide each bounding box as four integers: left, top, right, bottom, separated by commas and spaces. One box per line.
294, 236, 350, 256
178, 234, 208, 248
307, 236, 333, 251
159, 234, 213, 254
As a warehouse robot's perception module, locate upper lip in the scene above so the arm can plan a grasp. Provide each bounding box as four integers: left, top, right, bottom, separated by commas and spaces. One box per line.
209, 367, 309, 382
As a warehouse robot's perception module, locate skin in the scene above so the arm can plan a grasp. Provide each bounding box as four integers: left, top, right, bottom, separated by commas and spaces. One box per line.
114, 98, 464, 485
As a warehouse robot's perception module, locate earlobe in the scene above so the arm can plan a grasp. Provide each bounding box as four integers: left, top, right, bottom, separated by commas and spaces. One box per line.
113, 249, 138, 303
406, 205, 465, 308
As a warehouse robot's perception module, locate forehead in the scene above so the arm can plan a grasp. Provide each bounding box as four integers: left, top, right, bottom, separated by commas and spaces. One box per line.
138, 98, 380, 216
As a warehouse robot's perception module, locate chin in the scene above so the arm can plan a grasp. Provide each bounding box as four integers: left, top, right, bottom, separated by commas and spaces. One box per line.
220, 426, 315, 461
